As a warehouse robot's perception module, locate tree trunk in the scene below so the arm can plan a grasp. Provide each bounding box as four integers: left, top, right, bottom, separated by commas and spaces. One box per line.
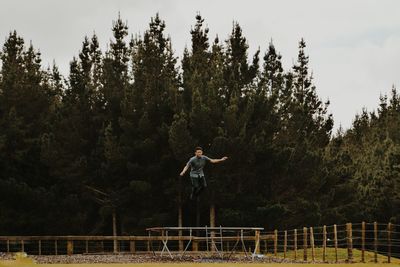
112, 209, 118, 253
210, 204, 216, 227
210, 203, 216, 251
196, 196, 200, 227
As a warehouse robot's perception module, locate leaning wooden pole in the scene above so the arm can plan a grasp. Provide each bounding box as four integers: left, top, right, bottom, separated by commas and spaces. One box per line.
255, 230, 261, 254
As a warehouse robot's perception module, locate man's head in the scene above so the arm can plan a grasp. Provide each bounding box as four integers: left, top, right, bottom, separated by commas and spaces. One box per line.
194, 146, 203, 157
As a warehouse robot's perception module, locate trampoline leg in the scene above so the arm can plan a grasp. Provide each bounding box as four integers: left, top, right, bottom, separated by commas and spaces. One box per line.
180, 229, 192, 259
227, 236, 240, 260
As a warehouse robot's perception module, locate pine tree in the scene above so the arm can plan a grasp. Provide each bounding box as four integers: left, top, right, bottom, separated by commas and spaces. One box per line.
102, 15, 130, 136
223, 22, 259, 104
247, 41, 285, 228
118, 13, 180, 230
0, 32, 58, 234
279, 39, 333, 226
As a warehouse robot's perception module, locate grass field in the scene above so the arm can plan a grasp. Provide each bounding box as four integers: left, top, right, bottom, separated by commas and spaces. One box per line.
274, 247, 400, 264
1, 248, 399, 266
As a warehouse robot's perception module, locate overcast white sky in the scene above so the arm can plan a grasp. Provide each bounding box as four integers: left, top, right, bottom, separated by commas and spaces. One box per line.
1, 0, 400, 130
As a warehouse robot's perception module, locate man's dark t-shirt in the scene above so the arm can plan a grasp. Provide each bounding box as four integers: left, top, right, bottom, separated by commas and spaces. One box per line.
187, 155, 211, 177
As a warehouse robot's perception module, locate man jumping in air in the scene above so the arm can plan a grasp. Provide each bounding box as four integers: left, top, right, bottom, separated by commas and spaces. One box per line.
180, 146, 228, 200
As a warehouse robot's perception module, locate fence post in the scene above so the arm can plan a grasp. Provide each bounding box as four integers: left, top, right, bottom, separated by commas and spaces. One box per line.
255, 230, 260, 254
21, 240, 24, 252
303, 227, 308, 262
284, 230, 287, 258
374, 221, 378, 263
86, 240, 89, 254
334, 224, 338, 263
178, 228, 183, 252
192, 240, 198, 252
67, 240, 74, 256
274, 230, 278, 257
294, 229, 297, 260
55, 240, 58, 255
130, 240, 136, 254
7, 240, 10, 253
264, 240, 267, 254
361, 221, 365, 262
310, 227, 315, 262
388, 222, 392, 264
38, 240, 42, 255
322, 225, 327, 262
346, 223, 353, 262
147, 232, 152, 252
113, 238, 118, 254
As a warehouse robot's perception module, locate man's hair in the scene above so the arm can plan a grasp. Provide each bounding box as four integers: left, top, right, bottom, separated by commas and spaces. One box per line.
195, 146, 203, 152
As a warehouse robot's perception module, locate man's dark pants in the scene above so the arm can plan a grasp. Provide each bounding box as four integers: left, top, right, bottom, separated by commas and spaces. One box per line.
190, 174, 207, 199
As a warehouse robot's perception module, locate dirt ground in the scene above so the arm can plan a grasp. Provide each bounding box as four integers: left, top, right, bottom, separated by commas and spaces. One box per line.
1, 253, 398, 266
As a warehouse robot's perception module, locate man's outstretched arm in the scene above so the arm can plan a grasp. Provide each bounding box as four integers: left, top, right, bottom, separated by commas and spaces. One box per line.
209, 156, 228, 164
180, 164, 189, 176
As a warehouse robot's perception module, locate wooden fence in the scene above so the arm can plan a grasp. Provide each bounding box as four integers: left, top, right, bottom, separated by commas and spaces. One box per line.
259, 222, 399, 263
0, 233, 275, 256
0, 222, 399, 263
